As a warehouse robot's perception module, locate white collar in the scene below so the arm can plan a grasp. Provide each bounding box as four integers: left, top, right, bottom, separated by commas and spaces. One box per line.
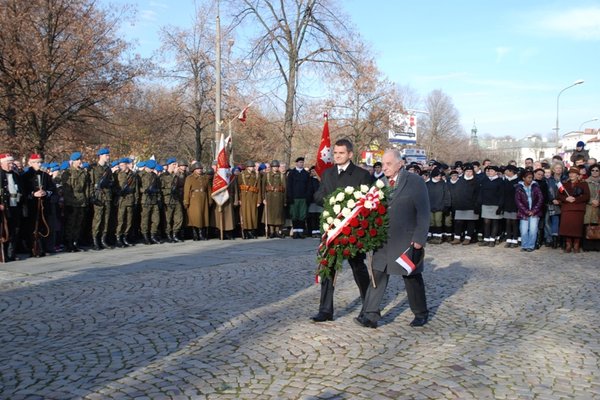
337, 161, 350, 172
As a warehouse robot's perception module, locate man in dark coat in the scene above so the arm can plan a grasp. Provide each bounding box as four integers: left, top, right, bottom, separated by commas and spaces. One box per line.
312, 138, 373, 322
287, 157, 312, 238
355, 149, 431, 329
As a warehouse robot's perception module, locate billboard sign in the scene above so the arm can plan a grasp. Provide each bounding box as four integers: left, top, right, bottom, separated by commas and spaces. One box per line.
389, 111, 417, 144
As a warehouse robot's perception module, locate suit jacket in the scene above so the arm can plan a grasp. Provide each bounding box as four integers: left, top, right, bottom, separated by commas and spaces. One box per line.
314, 162, 372, 205
373, 169, 430, 276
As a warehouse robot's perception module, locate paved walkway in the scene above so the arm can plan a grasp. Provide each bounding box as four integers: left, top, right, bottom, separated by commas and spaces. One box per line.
0, 239, 599, 399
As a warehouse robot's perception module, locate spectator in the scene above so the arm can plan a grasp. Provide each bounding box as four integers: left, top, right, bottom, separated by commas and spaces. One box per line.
449, 164, 479, 245
502, 165, 519, 248
570, 141, 590, 163
557, 167, 591, 253
583, 163, 600, 251
545, 163, 563, 248
515, 170, 544, 252
478, 166, 504, 247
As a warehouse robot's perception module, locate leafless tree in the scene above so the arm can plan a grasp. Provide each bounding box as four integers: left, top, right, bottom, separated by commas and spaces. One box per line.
230, 0, 355, 164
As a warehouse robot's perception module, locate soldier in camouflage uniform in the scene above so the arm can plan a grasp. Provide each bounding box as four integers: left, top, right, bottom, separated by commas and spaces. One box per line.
139, 160, 162, 244
238, 160, 262, 239
115, 158, 138, 247
160, 158, 185, 243
61, 152, 90, 252
262, 160, 286, 238
89, 148, 115, 250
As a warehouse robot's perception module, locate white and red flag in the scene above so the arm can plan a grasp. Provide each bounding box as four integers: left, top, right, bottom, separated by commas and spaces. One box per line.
395, 247, 417, 275
556, 182, 569, 196
237, 104, 250, 123
315, 113, 333, 177
211, 134, 230, 206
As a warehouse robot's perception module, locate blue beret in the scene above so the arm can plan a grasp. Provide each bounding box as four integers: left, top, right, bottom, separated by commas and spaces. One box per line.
155, 164, 164, 172
145, 160, 157, 169
136, 161, 146, 168
96, 147, 110, 156
110, 160, 119, 168
576, 141, 585, 148
60, 161, 70, 170
70, 151, 82, 161
119, 157, 131, 164
258, 163, 266, 171
82, 162, 90, 169
48, 162, 59, 168
166, 157, 177, 165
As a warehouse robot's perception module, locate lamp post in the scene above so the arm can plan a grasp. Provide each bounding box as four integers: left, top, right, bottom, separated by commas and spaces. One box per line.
578, 117, 598, 131
554, 79, 584, 153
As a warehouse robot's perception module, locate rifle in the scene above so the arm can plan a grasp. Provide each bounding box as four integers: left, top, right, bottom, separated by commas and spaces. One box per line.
92, 167, 111, 206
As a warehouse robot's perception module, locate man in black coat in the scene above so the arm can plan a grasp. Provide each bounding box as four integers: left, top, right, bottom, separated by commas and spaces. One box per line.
312, 139, 373, 322
354, 149, 431, 329
286, 157, 312, 238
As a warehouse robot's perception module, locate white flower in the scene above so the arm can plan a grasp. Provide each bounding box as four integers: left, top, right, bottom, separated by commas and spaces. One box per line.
341, 207, 351, 217
333, 218, 342, 227
335, 192, 345, 202
378, 191, 385, 200
375, 179, 385, 189
364, 200, 373, 209
329, 196, 336, 205
333, 204, 341, 214
353, 191, 363, 200
347, 199, 356, 209
344, 186, 355, 194
360, 184, 369, 193
322, 210, 330, 218
326, 217, 334, 224
322, 223, 329, 231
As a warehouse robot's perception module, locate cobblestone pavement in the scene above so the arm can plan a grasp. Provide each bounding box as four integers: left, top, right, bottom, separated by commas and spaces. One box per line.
0, 238, 599, 400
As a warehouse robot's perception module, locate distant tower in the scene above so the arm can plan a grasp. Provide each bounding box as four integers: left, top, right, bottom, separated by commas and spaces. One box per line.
470, 121, 479, 147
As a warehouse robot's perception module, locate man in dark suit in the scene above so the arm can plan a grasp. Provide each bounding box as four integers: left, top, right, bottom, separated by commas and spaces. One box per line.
354, 148, 431, 329
312, 138, 373, 322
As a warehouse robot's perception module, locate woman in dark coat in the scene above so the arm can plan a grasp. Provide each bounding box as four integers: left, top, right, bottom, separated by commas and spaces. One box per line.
478, 166, 504, 247
502, 165, 520, 248
557, 167, 590, 253
514, 170, 544, 251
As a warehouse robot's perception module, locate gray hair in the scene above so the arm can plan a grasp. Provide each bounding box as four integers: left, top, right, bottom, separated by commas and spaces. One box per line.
384, 148, 403, 162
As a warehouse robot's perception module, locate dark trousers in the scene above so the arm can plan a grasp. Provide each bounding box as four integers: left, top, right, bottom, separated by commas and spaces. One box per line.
318, 254, 370, 316
362, 268, 428, 323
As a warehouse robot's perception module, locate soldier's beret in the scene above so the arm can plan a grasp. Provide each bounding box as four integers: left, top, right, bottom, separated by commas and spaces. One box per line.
155, 164, 164, 172
137, 161, 146, 169
60, 161, 70, 170
119, 157, 131, 164
70, 152, 82, 161
145, 160, 157, 169
82, 162, 90, 169
110, 160, 119, 168
96, 147, 110, 156
295, 157, 305, 162
258, 163, 266, 171
245, 160, 254, 167
166, 157, 177, 165
271, 160, 280, 167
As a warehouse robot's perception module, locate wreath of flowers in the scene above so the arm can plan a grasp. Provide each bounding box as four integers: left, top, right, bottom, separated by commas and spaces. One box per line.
316, 180, 390, 280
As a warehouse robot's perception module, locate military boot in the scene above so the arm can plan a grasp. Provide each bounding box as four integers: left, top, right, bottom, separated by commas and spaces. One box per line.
143, 233, 152, 245
172, 231, 182, 243
101, 234, 113, 249
192, 228, 199, 241
72, 242, 82, 252
122, 235, 133, 247
116, 235, 127, 248
92, 235, 103, 251
151, 234, 162, 244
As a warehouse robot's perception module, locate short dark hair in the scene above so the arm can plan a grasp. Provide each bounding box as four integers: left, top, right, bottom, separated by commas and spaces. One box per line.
552, 155, 563, 161
520, 169, 534, 180
334, 138, 353, 152
525, 157, 534, 163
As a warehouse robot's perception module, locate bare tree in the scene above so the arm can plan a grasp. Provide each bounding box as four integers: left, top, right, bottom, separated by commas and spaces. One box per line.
0, 0, 143, 155
420, 89, 466, 162
231, 0, 354, 164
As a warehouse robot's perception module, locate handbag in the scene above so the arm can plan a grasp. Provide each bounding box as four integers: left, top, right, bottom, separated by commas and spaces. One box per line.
586, 224, 600, 240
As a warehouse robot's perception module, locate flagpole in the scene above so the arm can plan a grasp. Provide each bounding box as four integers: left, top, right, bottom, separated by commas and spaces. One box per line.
215, 0, 222, 159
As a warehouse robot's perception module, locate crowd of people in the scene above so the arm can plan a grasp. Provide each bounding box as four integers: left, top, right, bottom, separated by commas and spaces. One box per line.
0, 140, 598, 262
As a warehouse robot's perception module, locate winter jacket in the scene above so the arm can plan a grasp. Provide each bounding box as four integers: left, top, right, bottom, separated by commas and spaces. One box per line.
426, 179, 451, 212
502, 177, 519, 213
570, 149, 590, 163
515, 181, 544, 219
450, 177, 479, 210
478, 177, 505, 208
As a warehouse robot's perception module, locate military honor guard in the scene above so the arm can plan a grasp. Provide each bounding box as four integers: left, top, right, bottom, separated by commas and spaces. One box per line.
262, 160, 286, 238
61, 152, 90, 252
90, 148, 115, 250
115, 157, 138, 247
138, 160, 162, 244
238, 160, 262, 239
161, 158, 185, 242
183, 162, 212, 240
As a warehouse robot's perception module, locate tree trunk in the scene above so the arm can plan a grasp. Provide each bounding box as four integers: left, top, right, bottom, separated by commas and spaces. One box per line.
195, 121, 202, 162
283, 64, 297, 166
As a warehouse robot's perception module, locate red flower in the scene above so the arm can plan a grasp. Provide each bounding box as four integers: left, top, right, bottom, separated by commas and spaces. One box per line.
349, 236, 357, 244
320, 259, 328, 266
350, 218, 360, 227
329, 248, 336, 256
334, 238, 340, 246
361, 219, 370, 228
356, 229, 366, 237
357, 242, 364, 249
360, 208, 370, 217
375, 217, 383, 226
341, 237, 349, 245
369, 228, 378, 237
377, 205, 386, 215
342, 226, 351, 235
342, 249, 351, 257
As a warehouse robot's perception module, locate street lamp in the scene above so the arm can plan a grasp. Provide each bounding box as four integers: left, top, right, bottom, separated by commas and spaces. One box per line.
555, 79, 584, 152
578, 117, 598, 131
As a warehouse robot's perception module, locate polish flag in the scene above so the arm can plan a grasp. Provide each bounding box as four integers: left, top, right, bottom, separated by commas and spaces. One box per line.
315, 113, 334, 177
557, 182, 565, 193
237, 105, 249, 123
395, 249, 416, 275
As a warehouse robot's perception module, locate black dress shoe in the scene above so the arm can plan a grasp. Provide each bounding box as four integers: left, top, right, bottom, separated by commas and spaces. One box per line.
409, 317, 428, 327
311, 313, 333, 322
353, 316, 377, 329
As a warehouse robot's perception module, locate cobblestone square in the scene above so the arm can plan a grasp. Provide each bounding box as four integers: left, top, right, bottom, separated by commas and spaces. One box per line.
1, 239, 598, 399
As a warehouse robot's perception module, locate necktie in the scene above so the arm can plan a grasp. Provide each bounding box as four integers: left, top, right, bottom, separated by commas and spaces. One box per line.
338, 169, 345, 176
389, 179, 395, 187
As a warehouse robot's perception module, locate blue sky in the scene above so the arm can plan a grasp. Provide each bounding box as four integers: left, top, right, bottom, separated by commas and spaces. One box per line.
111, 0, 600, 139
